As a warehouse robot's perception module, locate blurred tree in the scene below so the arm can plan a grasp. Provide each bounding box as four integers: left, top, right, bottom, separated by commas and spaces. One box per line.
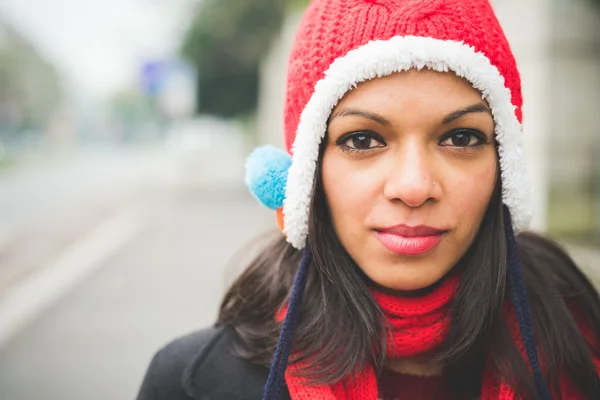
181, 0, 309, 118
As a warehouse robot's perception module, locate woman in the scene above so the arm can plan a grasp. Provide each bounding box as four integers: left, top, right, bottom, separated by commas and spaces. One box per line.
137, 0, 600, 399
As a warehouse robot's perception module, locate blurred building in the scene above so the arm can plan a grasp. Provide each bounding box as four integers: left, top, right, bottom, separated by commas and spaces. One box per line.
0, 19, 62, 145
257, 0, 600, 242
548, 1, 600, 240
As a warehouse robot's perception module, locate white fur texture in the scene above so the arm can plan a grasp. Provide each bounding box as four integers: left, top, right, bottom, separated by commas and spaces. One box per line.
283, 35, 532, 250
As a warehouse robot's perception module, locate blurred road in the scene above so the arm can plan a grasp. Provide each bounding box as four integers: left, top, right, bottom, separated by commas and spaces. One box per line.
0, 182, 272, 400
0, 135, 273, 400
0, 148, 169, 295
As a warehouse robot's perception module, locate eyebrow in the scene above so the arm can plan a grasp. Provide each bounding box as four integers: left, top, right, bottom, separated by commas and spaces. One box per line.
329, 109, 391, 126
442, 103, 492, 124
329, 102, 492, 126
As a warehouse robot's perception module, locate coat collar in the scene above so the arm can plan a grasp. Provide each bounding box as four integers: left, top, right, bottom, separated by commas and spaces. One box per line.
182, 325, 289, 400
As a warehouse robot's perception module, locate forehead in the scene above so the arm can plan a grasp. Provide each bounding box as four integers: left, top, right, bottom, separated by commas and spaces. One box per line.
334, 69, 483, 111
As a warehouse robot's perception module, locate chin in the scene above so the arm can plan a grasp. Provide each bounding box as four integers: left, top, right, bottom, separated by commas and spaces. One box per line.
368, 268, 451, 294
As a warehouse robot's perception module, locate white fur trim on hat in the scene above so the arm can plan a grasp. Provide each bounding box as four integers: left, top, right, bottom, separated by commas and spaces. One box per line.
283, 35, 532, 250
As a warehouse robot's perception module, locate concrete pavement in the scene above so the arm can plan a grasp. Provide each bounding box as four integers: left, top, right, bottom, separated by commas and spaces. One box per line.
0, 184, 273, 400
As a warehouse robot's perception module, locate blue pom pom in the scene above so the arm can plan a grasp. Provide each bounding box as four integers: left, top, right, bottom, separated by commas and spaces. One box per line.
245, 145, 292, 210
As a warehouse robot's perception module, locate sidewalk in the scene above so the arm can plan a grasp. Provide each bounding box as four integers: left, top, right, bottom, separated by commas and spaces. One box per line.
0, 146, 174, 299
0, 131, 250, 351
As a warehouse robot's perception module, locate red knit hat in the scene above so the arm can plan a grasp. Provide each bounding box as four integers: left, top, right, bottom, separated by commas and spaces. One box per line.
246, 0, 532, 249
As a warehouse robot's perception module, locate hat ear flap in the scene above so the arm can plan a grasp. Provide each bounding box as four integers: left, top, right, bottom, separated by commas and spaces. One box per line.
245, 146, 291, 232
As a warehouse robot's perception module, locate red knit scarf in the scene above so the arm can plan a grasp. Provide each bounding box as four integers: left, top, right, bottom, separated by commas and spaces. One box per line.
283, 276, 598, 399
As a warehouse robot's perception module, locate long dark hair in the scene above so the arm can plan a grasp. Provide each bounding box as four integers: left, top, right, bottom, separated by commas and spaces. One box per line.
218, 142, 600, 399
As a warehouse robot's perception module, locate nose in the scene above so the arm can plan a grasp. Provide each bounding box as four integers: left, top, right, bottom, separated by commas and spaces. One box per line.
382, 139, 441, 208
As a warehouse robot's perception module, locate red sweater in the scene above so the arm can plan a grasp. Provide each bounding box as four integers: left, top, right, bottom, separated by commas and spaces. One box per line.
378, 370, 448, 400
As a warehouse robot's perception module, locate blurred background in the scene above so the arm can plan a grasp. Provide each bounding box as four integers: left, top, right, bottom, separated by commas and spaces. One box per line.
0, 0, 598, 399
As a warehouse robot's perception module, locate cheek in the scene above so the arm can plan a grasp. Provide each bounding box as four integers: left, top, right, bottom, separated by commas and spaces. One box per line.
321, 151, 378, 234
446, 160, 497, 231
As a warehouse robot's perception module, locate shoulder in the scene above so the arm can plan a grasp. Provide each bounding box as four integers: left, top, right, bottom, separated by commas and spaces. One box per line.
136, 326, 224, 400
136, 325, 286, 400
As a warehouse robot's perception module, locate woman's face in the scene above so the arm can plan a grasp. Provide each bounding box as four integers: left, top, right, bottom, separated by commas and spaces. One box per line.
322, 69, 497, 292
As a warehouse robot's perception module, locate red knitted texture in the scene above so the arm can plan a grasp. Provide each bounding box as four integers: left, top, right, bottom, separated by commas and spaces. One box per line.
283, 276, 598, 399
283, 0, 523, 153
371, 275, 457, 358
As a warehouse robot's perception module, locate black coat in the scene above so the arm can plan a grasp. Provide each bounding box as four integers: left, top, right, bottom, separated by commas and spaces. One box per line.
136, 325, 291, 400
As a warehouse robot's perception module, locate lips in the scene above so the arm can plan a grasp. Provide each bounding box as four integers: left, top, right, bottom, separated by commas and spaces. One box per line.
374, 224, 446, 255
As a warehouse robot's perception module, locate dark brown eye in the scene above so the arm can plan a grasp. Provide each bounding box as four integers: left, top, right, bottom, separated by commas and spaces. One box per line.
451, 132, 473, 147
439, 129, 487, 148
339, 132, 385, 151
351, 134, 372, 149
